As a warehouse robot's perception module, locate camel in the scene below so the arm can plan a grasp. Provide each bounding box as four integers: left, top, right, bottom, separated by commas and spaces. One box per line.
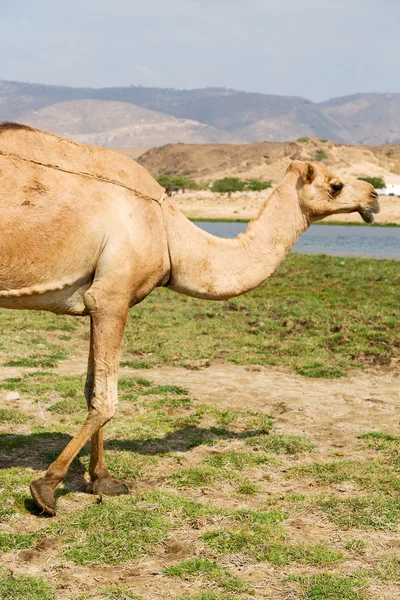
0, 122, 380, 515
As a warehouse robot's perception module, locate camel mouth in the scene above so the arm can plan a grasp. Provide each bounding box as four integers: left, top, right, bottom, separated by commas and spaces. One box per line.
359, 198, 380, 224
359, 209, 375, 224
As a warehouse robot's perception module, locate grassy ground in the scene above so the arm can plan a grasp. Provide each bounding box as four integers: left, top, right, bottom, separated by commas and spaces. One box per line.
0, 254, 399, 599
0, 255, 397, 378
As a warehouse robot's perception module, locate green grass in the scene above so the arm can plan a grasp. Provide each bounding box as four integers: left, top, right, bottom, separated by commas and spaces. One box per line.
4, 345, 67, 368
0, 255, 397, 378
345, 539, 367, 554
174, 594, 243, 600
0, 532, 38, 553
0, 408, 30, 424
204, 450, 276, 470
288, 458, 400, 492
171, 447, 277, 490
202, 510, 343, 566
0, 568, 55, 600
171, 465, 234, 488
101, 584, 142, 599
122, 255, 399, 377
164, 558, 250, 593
0, 468, 37, 522
318, 494, 400, 530
0, 372, 84, 403
142, 491, 217, 523
246, 433, 314, 454
287, 572, 369, 600
59, 496, 169, 565
0, 258, 397, 599
374, 555, 400, 582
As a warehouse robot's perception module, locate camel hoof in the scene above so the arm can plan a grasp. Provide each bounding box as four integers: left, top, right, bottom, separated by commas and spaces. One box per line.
30, 478, 57, 516
87, 476, 130, 496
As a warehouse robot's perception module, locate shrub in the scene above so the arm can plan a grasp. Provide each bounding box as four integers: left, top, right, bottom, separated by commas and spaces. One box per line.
315, 149, 328, 162
297, 137, 310, 143
358, 176, 386, 189
246, 180, 272, 192
211, 178, 246, 194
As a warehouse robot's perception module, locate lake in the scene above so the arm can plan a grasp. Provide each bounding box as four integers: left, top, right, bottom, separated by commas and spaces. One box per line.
193, 222, 400, 260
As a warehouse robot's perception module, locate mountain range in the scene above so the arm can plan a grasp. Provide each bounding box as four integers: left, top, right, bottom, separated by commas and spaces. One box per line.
1, 80, 399, 146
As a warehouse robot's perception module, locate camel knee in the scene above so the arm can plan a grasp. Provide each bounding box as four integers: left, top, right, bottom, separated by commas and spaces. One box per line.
90, 397, 117, 423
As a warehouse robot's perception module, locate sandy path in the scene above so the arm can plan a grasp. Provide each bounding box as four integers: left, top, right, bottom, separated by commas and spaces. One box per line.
53, 357, 400, 449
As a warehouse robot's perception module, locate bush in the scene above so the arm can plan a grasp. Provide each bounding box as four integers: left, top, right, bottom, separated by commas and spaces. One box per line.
358, 176, 386, 189
246, 180, 272, 192
297, 137, 310, 143
315, 149, 328, 162
211, 178, 246, 194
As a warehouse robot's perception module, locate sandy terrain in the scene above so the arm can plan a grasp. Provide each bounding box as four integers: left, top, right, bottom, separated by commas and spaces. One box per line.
173, 190, 400, 224
1, 356, 399, 599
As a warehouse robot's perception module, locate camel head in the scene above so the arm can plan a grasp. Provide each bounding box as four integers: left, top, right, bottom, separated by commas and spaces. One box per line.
285, 161, 380, 224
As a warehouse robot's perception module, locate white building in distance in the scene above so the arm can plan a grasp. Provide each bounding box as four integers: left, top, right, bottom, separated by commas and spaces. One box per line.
377, 183, 400, 196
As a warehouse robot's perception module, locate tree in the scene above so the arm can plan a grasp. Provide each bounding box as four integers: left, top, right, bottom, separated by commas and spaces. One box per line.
358, 176, 386, 189
156, 173, 203, 195
211, 178, 245, 194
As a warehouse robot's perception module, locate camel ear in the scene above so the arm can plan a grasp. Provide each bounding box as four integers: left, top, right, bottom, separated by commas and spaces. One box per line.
286, 160, 315, 184
301, 162, 315, 184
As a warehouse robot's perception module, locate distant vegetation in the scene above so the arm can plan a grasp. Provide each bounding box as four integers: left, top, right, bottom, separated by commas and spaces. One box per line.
315, 149, 328, 162
157, 174, 271, 196
211, 177, 271, 194
358, 176, 386, 189
246, 179, 272, 192
156, 174, 205, 195
297, 137, 310, 143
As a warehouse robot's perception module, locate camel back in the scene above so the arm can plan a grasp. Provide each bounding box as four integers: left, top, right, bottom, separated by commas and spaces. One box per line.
0, 123, 165, 202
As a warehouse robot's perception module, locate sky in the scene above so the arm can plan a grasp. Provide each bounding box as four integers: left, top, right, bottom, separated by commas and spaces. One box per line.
0, 0, 399, 101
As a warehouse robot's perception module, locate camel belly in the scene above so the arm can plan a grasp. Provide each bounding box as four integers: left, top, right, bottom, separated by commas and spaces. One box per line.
0, 277, 93, 315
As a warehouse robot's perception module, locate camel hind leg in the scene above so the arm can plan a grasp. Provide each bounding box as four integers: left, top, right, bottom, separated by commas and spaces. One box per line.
30, 287, 129, 515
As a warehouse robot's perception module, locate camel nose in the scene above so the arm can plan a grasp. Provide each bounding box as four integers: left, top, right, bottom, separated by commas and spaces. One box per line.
370, 189, 379, 199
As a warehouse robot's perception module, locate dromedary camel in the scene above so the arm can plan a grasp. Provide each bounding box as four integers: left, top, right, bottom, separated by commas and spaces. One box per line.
0, 122, 379, 515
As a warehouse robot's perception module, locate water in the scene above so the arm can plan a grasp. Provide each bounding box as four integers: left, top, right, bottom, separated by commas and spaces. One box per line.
193, 222, 400, 260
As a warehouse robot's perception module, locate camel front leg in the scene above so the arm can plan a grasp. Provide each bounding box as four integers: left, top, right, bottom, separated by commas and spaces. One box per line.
30, 294, 129, 515
84, 316, 129, 496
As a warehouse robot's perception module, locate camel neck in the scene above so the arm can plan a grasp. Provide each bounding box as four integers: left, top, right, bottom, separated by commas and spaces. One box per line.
162, 181, 309, 300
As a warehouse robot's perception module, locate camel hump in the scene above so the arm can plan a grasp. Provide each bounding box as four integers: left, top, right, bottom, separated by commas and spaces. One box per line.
0, 122, 165, 202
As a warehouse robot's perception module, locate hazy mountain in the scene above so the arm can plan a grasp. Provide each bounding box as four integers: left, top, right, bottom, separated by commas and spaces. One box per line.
0, 80, 398, 146
320, 93, 400, 145
18, 99, 237, 146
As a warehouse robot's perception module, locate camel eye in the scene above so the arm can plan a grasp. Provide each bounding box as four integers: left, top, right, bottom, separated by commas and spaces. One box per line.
331, 181, 343, 193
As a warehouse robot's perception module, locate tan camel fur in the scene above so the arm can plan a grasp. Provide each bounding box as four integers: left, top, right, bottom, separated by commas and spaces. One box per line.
0, 122, 380, 515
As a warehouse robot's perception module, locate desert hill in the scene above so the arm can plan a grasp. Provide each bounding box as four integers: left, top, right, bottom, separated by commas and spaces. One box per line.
131, 138, 400, 184
2, 80, 400, 145
18, 99, 237, 146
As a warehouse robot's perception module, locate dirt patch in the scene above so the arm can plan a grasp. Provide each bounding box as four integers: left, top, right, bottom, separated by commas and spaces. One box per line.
1, 359, 399, 599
